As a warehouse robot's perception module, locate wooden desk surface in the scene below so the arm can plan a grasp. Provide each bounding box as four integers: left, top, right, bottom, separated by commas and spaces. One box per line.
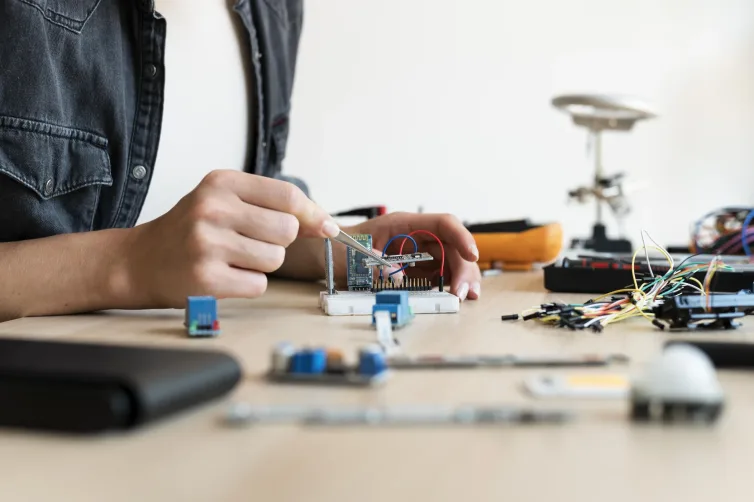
1, 272, 752, 502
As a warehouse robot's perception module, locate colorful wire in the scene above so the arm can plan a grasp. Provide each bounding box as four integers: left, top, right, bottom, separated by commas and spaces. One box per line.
381, 234, 418, 278
519, 234, 735, 332
398, 230, 446, 276
691, 207, 754, 256
742, 209, 754, 257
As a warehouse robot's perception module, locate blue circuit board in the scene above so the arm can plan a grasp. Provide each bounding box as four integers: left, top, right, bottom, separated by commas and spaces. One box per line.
346, 234, 373, 291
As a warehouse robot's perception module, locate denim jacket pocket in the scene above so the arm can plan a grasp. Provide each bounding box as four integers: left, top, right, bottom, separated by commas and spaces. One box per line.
0, 115, 113, 242
12, 0, 103, 33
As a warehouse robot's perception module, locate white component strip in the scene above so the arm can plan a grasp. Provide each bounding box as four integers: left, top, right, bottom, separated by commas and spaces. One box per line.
374, 311, 401, 355
320, 290, 459, 316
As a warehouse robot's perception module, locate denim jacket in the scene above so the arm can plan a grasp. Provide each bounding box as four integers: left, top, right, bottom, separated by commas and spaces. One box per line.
0, 0, 303, 242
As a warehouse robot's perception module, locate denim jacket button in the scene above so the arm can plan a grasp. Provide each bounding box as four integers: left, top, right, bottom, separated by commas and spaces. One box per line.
43, 178, 53, 196
145, 64, 157, 78
131, 165, 148, 180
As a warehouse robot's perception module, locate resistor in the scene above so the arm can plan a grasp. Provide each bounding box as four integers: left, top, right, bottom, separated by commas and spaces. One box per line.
271, 342, 295, 373
326, 348, 346, 373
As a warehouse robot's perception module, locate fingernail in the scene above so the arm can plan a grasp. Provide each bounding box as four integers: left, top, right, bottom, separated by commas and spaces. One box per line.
470, 282, 481, 298
322, 220, 340, 238
469, 245, 479, 261
457, 283, 469, 301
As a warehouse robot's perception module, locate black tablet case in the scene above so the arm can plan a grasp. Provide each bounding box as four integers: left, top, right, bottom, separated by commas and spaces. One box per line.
0, 338, 242, 433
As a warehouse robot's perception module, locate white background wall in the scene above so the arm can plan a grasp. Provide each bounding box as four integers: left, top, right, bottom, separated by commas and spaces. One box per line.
285, 0, 754, 248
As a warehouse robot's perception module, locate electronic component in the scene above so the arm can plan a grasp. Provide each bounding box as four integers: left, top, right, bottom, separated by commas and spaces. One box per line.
362, 252, 434, 267
320, 290, 459, 315
524, 374, 630, 399
665, 340, 754, 369
321, 231, 458, 315
466, 220, 563, 271
691, 207, 754, 256
224, 403, 573, 427
372, 277, 432, 292
335, 230, 392, 267
185, 296, 220, 337
346, 233, 373, 291
372, 291, 414, 328
529, 243, 754, 332
544, 252, 754, 294
373, 311, 400, 355
266, 343, 389, 387
501, 314, 519, 321
631, 344, 724, 424
387, 353, 629, 369
652, 293, 754, 330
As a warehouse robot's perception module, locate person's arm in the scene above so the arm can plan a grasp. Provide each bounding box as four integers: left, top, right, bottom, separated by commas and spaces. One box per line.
0, 171, 340, 321
0, 229, 134, 321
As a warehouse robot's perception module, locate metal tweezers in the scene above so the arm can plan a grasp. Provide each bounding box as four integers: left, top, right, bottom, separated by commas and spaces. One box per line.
332, 230, 392, 267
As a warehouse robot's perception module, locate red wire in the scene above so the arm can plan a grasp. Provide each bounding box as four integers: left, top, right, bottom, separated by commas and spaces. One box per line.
398, 230, 445, 276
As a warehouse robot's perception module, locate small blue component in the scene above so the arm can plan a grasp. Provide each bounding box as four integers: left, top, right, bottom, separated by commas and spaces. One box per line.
290, 348, 327, 374
372, 290, 413, 327
290, 352, 306, 373
358, 348, 387, 376
376, 292, 405, 304
185, 296, 220, 337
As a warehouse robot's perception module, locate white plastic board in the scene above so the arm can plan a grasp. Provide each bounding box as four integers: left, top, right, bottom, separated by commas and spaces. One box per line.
320, 290, 459, 316
374, 310, 401, 355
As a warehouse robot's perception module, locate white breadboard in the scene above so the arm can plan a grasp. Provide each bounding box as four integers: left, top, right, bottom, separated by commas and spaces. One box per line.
319, 290, 459, 316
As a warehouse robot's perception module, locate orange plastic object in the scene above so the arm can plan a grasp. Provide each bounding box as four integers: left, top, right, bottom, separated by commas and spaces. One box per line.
473, 223, 563, 271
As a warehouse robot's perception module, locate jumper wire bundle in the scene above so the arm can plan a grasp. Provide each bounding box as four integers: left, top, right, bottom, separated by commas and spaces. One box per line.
522, 237, 733, 332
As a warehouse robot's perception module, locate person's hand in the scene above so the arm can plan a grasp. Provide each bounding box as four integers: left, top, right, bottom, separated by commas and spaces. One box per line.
121, 171, 340, 307
335, 212, 482, 300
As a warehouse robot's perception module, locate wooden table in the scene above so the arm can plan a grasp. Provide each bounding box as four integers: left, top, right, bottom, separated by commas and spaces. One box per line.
1, 272, 752, 502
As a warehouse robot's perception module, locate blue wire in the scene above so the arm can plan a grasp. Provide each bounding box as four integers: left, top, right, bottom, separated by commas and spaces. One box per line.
382, 234, 419, 255
389, 265, 409, 277
742, 209, 754, 257
380, 234, 418, 279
